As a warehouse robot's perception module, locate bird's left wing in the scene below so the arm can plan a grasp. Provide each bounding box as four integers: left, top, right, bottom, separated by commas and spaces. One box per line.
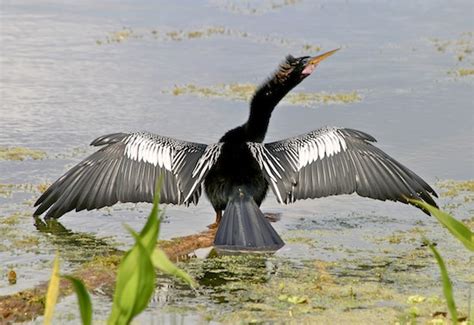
34, 132, 222, 219
247, 127, 437, 208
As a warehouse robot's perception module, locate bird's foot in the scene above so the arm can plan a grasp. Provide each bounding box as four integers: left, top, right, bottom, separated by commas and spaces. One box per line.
263, 212, 282, 223
207, 211, 222, 229
207, 222, 219, 229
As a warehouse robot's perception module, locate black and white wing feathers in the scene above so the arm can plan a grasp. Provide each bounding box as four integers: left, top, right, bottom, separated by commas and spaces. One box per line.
34, 132, 222, 219
248, 127, 437, 208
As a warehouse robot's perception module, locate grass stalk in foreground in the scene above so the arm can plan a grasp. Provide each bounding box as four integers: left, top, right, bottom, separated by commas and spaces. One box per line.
43, 254, 60, 325
410, 199, 473, 324
63, 275, 92, 325
424, 239, 459, 324
409, 199, 473, 251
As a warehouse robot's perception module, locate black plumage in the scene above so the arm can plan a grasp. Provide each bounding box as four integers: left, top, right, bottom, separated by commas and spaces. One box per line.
34, 49, 437, 250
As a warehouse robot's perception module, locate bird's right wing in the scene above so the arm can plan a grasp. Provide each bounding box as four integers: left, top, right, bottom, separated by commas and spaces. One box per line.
247, 127, 437, 208
34, 132, 222, 219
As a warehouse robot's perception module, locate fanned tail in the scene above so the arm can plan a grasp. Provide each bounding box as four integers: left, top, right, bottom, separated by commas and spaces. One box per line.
214, 192, 284, 251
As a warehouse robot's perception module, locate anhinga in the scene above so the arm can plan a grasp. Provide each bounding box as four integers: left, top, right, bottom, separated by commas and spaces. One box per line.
34, 49, 437, 251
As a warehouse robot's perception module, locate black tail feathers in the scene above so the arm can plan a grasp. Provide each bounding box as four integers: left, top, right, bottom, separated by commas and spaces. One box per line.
214, 193, 284, 251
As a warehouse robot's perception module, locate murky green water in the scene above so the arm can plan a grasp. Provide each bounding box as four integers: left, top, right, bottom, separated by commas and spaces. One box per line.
1, 0, 473, 323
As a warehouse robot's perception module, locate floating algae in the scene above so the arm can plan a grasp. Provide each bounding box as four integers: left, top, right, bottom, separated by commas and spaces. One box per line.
96, 26, 324, 53
1, 178, 472, 323
2, 213, 472, 323
164, 27, 227, 41
437, 179, 474, 204
0, 212, 25, 226
0, 147, 46, 161
166, 83, 361, 106
456, 68, 474, 76
210, 0, 302, 15
286, 91, 361, 105
157, 248, 464, 324
0, 182, 50, 198
97, 27, 138, 44
430, 32, 473, 60
430, 32, 474, 78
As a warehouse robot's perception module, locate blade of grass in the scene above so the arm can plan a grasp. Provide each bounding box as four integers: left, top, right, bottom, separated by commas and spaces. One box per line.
139, 179, 162, 253
425, 239, 458, 324
108, 229, 156, 325
43, 253, 60, 325
152, 248, 196, 288
63, 276, 92, 325
410, 199, 474, 251
108, 181, 162, 325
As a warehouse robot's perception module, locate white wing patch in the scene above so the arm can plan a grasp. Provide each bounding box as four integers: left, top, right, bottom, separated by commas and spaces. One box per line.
248, 144, 284, 181
298, 130, 347, 169
184, 143, 223, 202
248, 128, 350, 204
124, 134, 173, 170
247, 143, 286, 203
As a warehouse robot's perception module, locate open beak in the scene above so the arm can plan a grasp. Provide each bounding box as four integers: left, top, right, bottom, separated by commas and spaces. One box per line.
308, 48, 340, 65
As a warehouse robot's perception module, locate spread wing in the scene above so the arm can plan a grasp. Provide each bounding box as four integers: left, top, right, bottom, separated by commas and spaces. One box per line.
248, 127, 437, 208
34, 132, 222, 219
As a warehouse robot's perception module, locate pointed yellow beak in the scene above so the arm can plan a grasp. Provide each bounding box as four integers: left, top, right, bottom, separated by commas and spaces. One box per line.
308, 48, 340, 65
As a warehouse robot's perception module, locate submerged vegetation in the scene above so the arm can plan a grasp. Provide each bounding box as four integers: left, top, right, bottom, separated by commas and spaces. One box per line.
431, 32, 474, 80
96, 26, 324, 53
430, 32, 473, 61
33, 196, 473, 324
0, 146, 46, 161
166, 83, 361, 105
1, 178, 473, 323
451, 68, 474, 77
210, 0, 302, 15
438, 179, 474, 201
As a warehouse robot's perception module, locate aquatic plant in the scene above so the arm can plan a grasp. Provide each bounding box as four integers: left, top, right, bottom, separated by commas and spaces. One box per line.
0, 146, 46, 161
166, 83, 361, 105
424, 240, 458, 324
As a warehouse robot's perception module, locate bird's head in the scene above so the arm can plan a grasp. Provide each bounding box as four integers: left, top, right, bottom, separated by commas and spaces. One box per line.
249, 48, 340, 123
276, 48, 339, 84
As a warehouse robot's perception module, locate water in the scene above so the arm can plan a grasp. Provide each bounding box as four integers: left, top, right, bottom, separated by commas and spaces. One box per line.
1, 0, 473, 323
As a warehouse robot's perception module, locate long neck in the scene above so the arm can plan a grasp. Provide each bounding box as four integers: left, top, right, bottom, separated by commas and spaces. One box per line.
243, 73, 298, 142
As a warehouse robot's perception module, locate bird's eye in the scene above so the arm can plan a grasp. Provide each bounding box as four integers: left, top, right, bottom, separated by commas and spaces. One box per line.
299, 57, 311, 65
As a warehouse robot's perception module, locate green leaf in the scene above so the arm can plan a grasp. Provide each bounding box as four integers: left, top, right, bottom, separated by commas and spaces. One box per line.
108, 230, 156, 325
151, 249, 196, 288
409, 199, 474, 251
63, 276, 92, 325
139, 180, 162, 253
44, 253, 60, 325
108, 179, 164, 325
425, 239, 458, 324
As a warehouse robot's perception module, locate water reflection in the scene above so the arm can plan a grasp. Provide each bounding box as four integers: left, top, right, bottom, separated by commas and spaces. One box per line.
33, 216, 118, 261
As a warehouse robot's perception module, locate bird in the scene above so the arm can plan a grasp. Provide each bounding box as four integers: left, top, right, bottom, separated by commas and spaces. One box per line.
34, 49, 438, 251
